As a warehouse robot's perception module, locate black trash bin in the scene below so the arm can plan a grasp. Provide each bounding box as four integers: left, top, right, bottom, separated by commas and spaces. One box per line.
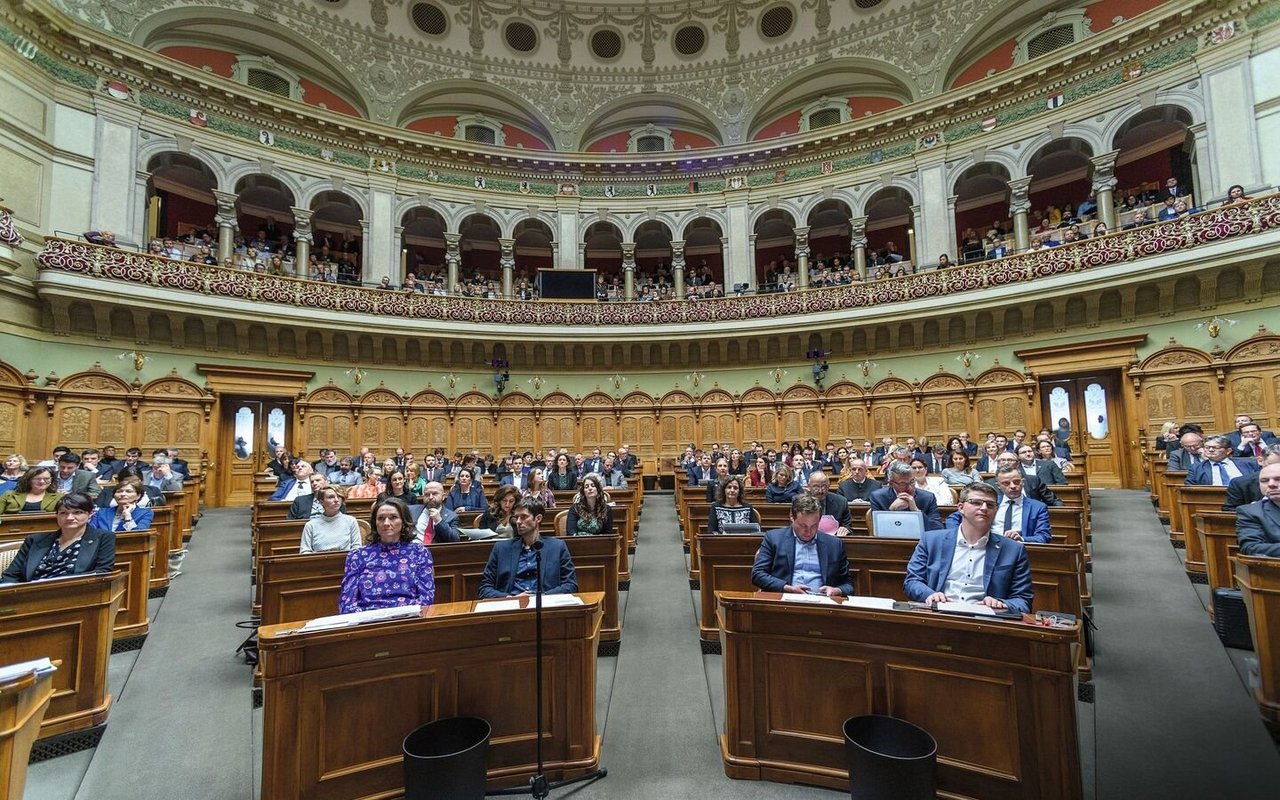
403, 716, 491, 800
843, 715, 936, 800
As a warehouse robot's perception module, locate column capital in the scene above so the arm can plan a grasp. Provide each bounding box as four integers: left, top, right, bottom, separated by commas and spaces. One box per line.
793, 225, 811, 259
212, 189, 238, 217
945, 195, 960, 211
1089, 150, 1121, 192
444, 232, 462, 246
1007, 177, 1033, 214
621, 242, 637, 267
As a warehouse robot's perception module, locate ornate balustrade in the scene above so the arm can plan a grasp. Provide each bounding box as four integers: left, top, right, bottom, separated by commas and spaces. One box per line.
36, 195, 1280, 327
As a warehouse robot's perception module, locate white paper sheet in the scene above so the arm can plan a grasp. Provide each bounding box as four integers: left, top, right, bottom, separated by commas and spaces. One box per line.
0, 657, 56, 683
476, 594, 586, 612
843, 596, 897, 611
779, 593, 839, 605
300, 604, 422, 632
935, 601, 997, 616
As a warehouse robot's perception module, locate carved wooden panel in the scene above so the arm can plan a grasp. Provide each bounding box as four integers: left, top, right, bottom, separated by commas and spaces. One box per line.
517, 418, 534, 449
892, 405, 913, 436
332, 416, 352, 452
1181, 381, 1213, 420
802, 410, 818, 437
923, 403, 943, 436
701, 415, 717, 442
141, 410, 170, 451
476, 418, 491, 447
559, 418, 574, 445
844, 406, 866, 438
1001, 397, 1025, 428
783, 411, 800, 441
639, 417, 655, 449
621, 417, 637, 445
457, 418, 474, 447
946, 401, 967, 433
827, 409, 845, 437
309, 417, 330, 447
872, 407, 891, 435
977, 399, 997, 431
676, 415, 694, 443
599, 417, 616, 446
410, 418, 429, 448
581, 418, 597, 444
0, 400, 17, 452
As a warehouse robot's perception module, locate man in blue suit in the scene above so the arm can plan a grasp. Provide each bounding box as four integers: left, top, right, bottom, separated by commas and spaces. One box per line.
751, 494, 854, 598
1225, 415, 1278, 449
499, 456, 528, 492
1186, 435, 1261, 487
904, 482, 1034, 615
869, 462, 944, 530
478, 498, 578, 597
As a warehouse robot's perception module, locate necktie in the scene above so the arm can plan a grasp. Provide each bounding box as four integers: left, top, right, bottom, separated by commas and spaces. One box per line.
423, 516, 435, 545
1215, 463, 1228, 485
1254, 443, 1263, 458
1003, 501, 1014, 532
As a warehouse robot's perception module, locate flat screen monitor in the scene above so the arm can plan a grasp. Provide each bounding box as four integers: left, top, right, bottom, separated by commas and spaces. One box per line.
537, 269, 596, 300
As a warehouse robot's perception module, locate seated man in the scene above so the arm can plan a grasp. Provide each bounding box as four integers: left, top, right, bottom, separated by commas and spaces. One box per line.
499, 456, 527, 491
1232, 421, 1279, 459
478, 498, 578, 597
988, 452, 1062, 506
982, 467, 1051, 543
142, 456, 185, 494
903, 482, 1034, 614
838, 458, 881, 504
328, 457, 360, 487
750, 494, 854, 598
687, 453, 714, 487
1225, 446, 1280, 511
52, 452, 102, 499
287, 474, 346, 520
869, 462, 945, 530
412, 481, 461, 544
804, 472, 852, 536
1235, 463, 1280, 557
1166, 430, 1203, 471
269, 459, 313, 502
1186, 435, 1260, 487
1224, 414, 1277, 449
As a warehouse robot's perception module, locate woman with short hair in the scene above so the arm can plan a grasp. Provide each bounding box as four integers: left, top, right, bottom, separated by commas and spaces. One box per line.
2, 493, 115, 583
444, 467, 488, 514
299, 487, 361, 553
89, 479, 153, 532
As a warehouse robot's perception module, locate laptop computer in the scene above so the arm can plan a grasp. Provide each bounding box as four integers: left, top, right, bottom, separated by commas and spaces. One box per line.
871, 510, 924, 539
719, 522, 762, 535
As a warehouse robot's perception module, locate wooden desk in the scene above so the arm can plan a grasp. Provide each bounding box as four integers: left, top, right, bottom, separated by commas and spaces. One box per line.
717, 592, 1081, 799
1162, 470, 1188, 543
259, 593, 603, 799
258, 536, 623, 644
0, 669, 54, 800
1233, 556, 1280, 728
0, 573, 124, 739
1194, 511, 1240, 597
1175, 485, 1227, 579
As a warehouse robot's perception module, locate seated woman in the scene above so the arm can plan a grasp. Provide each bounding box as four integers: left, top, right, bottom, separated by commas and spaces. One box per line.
546, 453, 578, 491
746, 457, 771, 488
941, 452, 983, 486
0, 467, 60, 513
345, 470, 383, 500
765, 464, 800, 504
565, 474, 613, 536
338, 497, 435, 613
443, 467, 489, 514
911, 458, 955, 506
2, 493, 116, 583
726, 450, 748, 476
96, 465, 164, 507
522, 467, 556, 508
1035, 439, 1074, 475
478, 498, 577, 598
1222, 184, 1252, 207
477, 484, 519, 538
0, 453, 28, 495
709, 476, 755, 534
299, 487, 361, 553
376, 470, 418, 505
88, 478, 153, 532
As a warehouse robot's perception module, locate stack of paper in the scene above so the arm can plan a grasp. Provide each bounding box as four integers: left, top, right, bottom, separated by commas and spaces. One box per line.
780, 593, 840, 605
300, 604, 422, 632
0, 657, 57, 682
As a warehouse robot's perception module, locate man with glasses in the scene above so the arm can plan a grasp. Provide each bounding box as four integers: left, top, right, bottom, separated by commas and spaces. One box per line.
838, 458, 881, 504
903, 482, 1034, 614
869, 462, 944, 530
805, 472, 852, 536
1186, 435, 1260, 487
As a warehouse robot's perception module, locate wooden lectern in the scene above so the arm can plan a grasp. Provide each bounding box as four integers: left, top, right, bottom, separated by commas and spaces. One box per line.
718, 592, 1081, 800
258, 593, 604, 800
0, 668, 55, 800
1234, 555, 1280, 727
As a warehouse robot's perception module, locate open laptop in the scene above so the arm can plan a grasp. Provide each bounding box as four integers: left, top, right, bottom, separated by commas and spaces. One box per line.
719, 522, 762, 535
871, 510, 924, 539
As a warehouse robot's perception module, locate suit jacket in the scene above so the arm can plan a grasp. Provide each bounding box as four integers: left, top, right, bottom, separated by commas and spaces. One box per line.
1225, 430, 1277, 448
478, 536, 578, 597
988, 474, 1061, 507
287, 494, 347, 520
617, 454, 638, 477
903, 528, 1034, 614
945, 497, 1051, 543
1, 527, 117, 583
1232, 436, 1279, 458
750, 527, 854, 597
975, 455, 999, 473
868, 486, 944, 530
1165, 448, 1201, 471
687, 465, 714, 487
0, 492, 60, 513
420, 467, 447, 484
1224, 474, 1263, 511
820, 492, 852, 529
1185, 458, 1260, 487
838, 477, 881, 503
266, 458, 291, 479
59, 469, 102, 499
924, 453, 949, 474
89, 505, 153, 533
412, 507, 460, 544
962, 442, 979, 456
1026, 459, 1066, 486
500, 473, 528, 491
1236, 499, 1280, 557
583, 458, 604, 475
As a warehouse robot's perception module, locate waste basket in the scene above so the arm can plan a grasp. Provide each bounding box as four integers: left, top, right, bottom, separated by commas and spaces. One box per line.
843, 715, 936, 800
403, 716, 491, 800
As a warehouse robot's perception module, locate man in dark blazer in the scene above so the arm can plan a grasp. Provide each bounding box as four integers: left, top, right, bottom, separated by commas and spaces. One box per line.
1231, 422, 1279, 459
838, 459, 881, 504
1235, 463, 1280, 557
1186, 436, 1260, 487
924, 447, 949, 475
869, 462, 944, 530
687, 453, 714, 487
1225, 449, 1280, 510
750, 494, 853, 598
499, 456, 528, 491
419, 454, 447, 485
989, 452, 1062, 506
412, 482, 461, 544
53, 453, 102, 499
287, 475, 347, 520
1014, 444, 1066, 485
805, 473, 852, 536
1166, 432, 1203, 471
478, 498, 578, 597
903, 482, 1033, 615
266, 445, 291, 480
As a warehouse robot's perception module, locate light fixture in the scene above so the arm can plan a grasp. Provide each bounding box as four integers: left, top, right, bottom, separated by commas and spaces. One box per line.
527, 375, 545, 392
117, 351, 149, 372
441, 373, 459, 390
768, 367, 788, 385
686, 371, 705, 388
956, 351, 982, 370
1195, 315, 1237, 338
857, 359, 878, 378
346, 367, 367, 385
608, 373, 626, 391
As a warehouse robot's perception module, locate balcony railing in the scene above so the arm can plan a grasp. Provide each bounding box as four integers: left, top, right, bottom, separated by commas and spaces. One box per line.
32, 194, 1280, 327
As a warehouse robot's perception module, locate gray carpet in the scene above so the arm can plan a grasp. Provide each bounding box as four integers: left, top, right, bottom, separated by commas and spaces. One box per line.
22, 489, 1280, 799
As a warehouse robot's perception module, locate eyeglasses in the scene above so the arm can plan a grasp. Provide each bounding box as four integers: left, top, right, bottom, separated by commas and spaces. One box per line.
964, 499, 999, 509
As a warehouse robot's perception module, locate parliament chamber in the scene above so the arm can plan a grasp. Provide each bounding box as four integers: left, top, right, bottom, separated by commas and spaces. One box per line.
2, 0, 1280, 797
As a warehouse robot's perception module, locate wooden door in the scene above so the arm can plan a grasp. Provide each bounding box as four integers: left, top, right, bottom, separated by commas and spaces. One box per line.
218, 398, 292, 506
1040, 372, 1128, 488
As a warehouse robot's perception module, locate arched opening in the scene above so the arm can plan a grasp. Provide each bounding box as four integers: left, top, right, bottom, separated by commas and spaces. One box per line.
514, 219, 555, 299
310, 190, 363, 283
683, 217, 726, 297
401, 206, 447, 287
583, 221, 624, 298
232, 174, 296, 273
1111, 105, 1198, 216
864, 188, 914, 278
145, 152, 218, 253
754, 209, 797, 290
805, 200, 857, 285
634, 220, 675, 301
456, 213, 502, 297
1026, 137, 1095, 239
953, 162, 1012, 263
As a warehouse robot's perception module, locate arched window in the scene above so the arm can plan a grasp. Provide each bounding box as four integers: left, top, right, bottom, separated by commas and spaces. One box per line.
1014, 9, 1092, 65
454, 114, 506, 146
231, 56, 303, 101
626, 125, 674, 153
799, 97, 850, 133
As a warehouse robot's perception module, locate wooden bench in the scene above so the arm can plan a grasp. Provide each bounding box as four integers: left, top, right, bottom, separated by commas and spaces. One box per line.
694, 534, 1090, 679
0, 668, 54, 800
1234, 555, 1280, 729
1162, 469, 1189, 544
1174, 485, 1228, 580
1194, 510, 1240, 599
257, 535, 623, 645
0, 572, 124, 739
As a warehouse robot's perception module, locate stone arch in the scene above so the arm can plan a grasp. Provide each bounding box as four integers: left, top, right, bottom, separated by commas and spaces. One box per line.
137, 141, 228, 192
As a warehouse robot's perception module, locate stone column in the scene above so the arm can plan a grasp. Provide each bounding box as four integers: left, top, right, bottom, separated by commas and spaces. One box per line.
1201, 55, 1262, 196
213, 190, 238, 263
90, 97, 145, 246
850, 216, 868, 279
907, 205, 921, 266
724, 198, 753, 291
358, 219, 372, 283
794, 226, 811, 289
1008, 176, 1033, 252
291, 207, 313, 277
1189, 122, 1213, 205
555, 196, 581, 268
748, 233, 758, 288
499, 237, 515, 298
1090, 151, 1120, 232
670, 239, 686, 298
621, 242, 637, 300
396, 225, 407, 280
444, 232, 461, 292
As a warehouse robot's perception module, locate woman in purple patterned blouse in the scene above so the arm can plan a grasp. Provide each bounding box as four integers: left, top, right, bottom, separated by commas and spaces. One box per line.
338, 497, 436, 613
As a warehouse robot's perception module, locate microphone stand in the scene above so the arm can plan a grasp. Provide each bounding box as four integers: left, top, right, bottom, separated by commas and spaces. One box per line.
489, 538, 607, 799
